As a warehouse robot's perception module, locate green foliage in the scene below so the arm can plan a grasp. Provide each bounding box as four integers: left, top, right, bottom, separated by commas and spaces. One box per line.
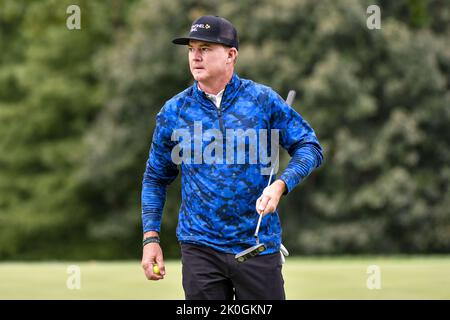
0, 0, 133, 259
0, 0, 449, 259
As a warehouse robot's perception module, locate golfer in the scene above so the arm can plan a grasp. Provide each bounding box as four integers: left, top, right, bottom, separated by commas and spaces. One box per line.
141, 15, 323, 300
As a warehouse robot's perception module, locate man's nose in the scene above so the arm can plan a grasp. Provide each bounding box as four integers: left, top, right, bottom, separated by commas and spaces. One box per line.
192, 49, 202, 61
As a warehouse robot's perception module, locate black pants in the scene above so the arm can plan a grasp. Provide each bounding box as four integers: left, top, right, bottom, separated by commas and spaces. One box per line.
180, 243, 285, 300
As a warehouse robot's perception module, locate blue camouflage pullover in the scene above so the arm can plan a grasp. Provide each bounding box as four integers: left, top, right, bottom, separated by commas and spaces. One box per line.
142, 73, 323, 255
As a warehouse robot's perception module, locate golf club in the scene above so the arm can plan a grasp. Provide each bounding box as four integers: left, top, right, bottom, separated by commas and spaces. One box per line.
235, 90, 296, 263
280, 243, 289, 264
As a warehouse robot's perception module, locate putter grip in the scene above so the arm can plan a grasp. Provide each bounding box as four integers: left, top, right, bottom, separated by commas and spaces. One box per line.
286, 90, 296, 107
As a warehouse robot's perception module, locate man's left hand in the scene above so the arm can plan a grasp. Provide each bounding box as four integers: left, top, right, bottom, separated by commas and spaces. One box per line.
255, 179, 286, 216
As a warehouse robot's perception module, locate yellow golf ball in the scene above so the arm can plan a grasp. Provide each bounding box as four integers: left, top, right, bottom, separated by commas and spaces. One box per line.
153, 264, 160, 275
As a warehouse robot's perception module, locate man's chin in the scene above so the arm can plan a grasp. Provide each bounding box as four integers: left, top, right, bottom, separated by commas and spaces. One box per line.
192, 70, 208, 81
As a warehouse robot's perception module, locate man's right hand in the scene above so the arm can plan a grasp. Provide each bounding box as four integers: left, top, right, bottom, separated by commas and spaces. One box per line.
141, 236, 165, 281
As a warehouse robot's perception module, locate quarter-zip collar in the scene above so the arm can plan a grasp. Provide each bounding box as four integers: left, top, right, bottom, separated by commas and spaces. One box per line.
192, 73, 242, 111
202, 88, 224, 108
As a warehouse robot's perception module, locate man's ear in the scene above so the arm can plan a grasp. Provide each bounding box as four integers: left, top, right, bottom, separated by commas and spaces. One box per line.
227, 48, 238, 63
227, 50, 233, 62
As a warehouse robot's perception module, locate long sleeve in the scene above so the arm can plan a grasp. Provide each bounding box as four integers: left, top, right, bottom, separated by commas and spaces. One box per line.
270, 91, 324, 194
141, 104, 179, 233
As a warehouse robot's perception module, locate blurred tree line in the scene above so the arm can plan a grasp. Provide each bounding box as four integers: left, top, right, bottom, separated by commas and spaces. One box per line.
0, 0, 449, 259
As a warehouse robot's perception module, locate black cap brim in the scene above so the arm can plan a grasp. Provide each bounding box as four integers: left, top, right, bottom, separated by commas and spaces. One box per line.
172, 36, 234, 48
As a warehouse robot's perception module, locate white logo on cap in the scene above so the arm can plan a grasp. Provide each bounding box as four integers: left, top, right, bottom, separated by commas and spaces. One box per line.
191, 23, 211, 32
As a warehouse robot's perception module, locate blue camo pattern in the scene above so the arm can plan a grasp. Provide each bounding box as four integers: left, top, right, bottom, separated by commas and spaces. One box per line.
141, 73, 323, 255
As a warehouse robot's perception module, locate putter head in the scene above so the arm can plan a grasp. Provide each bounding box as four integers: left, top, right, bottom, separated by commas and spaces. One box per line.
235, 243, 266, 263
280, 243, 289, 257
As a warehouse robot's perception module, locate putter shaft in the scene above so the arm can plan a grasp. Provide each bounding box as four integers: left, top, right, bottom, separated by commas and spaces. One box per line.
254, 165, 275, 241
253, 91, 295, 242
236, 91, 296, 263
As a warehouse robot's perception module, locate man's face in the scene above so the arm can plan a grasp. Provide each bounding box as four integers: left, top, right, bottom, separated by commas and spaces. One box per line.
188, 40, 231, 82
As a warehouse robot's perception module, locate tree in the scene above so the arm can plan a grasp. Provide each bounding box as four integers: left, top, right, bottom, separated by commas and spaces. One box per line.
0, 0, 129, 258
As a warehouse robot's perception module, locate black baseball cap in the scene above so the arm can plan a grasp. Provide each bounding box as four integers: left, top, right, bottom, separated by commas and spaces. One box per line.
172, 15, 239, 50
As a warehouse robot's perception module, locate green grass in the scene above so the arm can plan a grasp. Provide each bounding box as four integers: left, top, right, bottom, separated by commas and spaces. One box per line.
1, 256, 449, 299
